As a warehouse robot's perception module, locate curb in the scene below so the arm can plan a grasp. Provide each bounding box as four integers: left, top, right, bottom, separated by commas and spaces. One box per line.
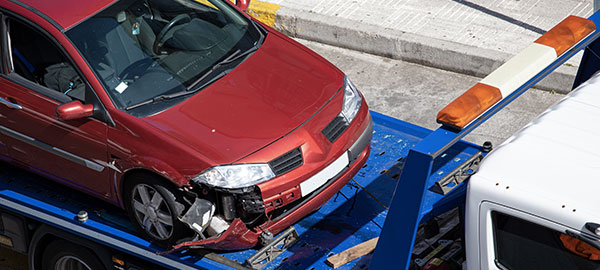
247, 3, 577, 94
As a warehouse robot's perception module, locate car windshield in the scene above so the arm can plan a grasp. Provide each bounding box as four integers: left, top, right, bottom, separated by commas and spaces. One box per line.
67, 0, 264, 116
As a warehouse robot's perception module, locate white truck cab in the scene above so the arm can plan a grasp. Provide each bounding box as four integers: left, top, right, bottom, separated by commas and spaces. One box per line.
466, 72, 600, 269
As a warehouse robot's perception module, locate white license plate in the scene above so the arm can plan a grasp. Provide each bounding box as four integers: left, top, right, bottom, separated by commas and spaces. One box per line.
300, 152, 349, 197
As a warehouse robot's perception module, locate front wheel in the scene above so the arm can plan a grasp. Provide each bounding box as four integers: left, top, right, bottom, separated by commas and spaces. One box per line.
41, 240, 105, 270
124, 174, 188, 248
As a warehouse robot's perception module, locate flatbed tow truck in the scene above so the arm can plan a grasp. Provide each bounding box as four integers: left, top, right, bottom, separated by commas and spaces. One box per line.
3, 6, 600, 270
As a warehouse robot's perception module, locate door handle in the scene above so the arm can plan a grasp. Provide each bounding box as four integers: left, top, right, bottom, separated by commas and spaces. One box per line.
0, 97, 22, 110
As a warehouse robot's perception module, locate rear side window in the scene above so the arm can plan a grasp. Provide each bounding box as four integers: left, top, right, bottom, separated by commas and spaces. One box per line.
493, 211, 600, 269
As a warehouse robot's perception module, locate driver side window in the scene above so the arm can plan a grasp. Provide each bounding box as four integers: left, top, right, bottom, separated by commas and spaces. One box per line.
7, 18, 85, 101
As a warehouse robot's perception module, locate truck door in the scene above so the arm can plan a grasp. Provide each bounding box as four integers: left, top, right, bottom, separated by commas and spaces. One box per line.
478, 202, 600, 270
0, 17, 111, 199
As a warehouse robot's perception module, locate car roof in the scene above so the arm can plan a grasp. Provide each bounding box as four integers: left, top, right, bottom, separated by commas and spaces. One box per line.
472, 71, 600, 228
16, 0, 115, 30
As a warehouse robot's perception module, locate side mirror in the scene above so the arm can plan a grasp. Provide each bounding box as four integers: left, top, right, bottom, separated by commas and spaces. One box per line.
56, 100, 94, 121
236, 0, 250, 12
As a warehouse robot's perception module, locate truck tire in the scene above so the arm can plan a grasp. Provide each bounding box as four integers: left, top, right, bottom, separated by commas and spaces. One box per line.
41, 240, 105, 270
124, 173, 188, 248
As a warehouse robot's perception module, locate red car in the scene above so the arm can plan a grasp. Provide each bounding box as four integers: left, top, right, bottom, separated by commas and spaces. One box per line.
0, 0, 372, 250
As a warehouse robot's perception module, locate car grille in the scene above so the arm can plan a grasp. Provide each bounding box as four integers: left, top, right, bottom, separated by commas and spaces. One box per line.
269, 147, 303, 176
322, 115, 349, 143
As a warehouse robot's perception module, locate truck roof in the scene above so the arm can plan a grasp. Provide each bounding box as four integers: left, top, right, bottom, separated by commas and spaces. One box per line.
471, 72, 600, 229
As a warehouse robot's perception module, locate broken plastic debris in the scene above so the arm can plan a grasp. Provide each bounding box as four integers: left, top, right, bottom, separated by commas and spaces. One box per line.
180, 198, 215, 235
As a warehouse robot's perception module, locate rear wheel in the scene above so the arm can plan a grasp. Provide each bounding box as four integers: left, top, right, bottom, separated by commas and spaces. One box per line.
41, 240, 104, 270
124, 173, 188, 247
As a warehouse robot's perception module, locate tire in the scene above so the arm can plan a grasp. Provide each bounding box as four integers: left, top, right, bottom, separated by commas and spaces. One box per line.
41, 240, 105, 270
123, 173, 188, 248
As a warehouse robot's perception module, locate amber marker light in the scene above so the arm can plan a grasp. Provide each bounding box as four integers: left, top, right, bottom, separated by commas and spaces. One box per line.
436, 83, 502, 130
535, 15, 596, 56
112, 256, 125, 266
437, 15, 596, 131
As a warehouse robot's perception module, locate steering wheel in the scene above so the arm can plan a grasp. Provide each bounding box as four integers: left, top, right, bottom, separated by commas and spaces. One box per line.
152, 14, 192, 55
119, 58, 155, 82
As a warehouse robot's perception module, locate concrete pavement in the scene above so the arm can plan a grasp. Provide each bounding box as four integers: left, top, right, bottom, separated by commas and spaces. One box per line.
247, 0, 595, 93
297, 38, 564, 146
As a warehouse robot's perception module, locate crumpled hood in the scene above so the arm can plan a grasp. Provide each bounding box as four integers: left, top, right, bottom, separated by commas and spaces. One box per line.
144, 34, 344, 165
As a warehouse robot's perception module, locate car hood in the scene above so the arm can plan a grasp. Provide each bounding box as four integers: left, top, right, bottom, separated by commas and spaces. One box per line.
143, 34, 343, 165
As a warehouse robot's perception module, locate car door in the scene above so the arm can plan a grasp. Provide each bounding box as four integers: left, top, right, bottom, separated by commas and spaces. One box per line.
0, 16, 112, 199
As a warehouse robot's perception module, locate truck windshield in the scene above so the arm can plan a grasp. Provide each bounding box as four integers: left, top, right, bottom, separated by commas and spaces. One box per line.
67, 0, 264, 116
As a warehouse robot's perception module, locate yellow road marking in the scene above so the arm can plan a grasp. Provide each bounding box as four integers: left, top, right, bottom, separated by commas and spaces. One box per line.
195, 0, 281, 27
196, 0, 219, 10
246, 1, 281, 27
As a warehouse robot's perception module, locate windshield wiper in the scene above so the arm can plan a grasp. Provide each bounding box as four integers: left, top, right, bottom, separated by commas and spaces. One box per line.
186, 69, 232, 95
187, 22, 266, 91
186, 49, 242, 91
219, 21, 265, 64
127, 22, 267, 111
126, 68, 234, 111
125, 90, 192, 111
225, 20, 265, 62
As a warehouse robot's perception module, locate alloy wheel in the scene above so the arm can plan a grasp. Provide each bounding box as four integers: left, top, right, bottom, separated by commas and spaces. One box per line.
131, 184, 174, 240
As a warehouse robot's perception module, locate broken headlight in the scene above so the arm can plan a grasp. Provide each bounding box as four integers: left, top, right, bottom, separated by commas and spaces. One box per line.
192, 164, 275, 189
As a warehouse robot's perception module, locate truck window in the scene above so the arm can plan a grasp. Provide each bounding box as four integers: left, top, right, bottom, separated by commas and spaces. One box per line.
492, 211, 600, 269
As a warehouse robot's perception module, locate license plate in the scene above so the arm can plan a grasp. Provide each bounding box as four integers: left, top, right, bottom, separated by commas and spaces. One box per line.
300, 152, 349, 197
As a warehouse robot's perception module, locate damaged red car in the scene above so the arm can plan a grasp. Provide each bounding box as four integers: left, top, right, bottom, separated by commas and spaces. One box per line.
0, 0, 372, 250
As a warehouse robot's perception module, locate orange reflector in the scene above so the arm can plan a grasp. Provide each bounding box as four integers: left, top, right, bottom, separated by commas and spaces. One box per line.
535, 15, 596, 56
437, 83, 502, 129
112, 256, 125, 266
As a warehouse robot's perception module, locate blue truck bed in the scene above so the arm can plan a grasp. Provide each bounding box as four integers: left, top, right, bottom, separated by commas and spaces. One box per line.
0, 111, 482, 269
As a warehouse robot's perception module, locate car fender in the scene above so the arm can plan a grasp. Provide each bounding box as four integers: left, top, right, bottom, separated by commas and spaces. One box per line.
112, 156, 190, 208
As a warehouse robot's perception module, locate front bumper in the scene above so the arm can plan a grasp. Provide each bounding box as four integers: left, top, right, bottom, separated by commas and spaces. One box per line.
177, 114, 373, 251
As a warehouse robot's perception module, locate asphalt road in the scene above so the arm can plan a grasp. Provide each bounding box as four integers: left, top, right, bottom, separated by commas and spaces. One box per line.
0, 39, 568, 268
296, 38, 565, 147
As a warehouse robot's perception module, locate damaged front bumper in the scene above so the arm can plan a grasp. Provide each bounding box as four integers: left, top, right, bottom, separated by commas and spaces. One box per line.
170, 117, 373, 252
168, 219, 258, 251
